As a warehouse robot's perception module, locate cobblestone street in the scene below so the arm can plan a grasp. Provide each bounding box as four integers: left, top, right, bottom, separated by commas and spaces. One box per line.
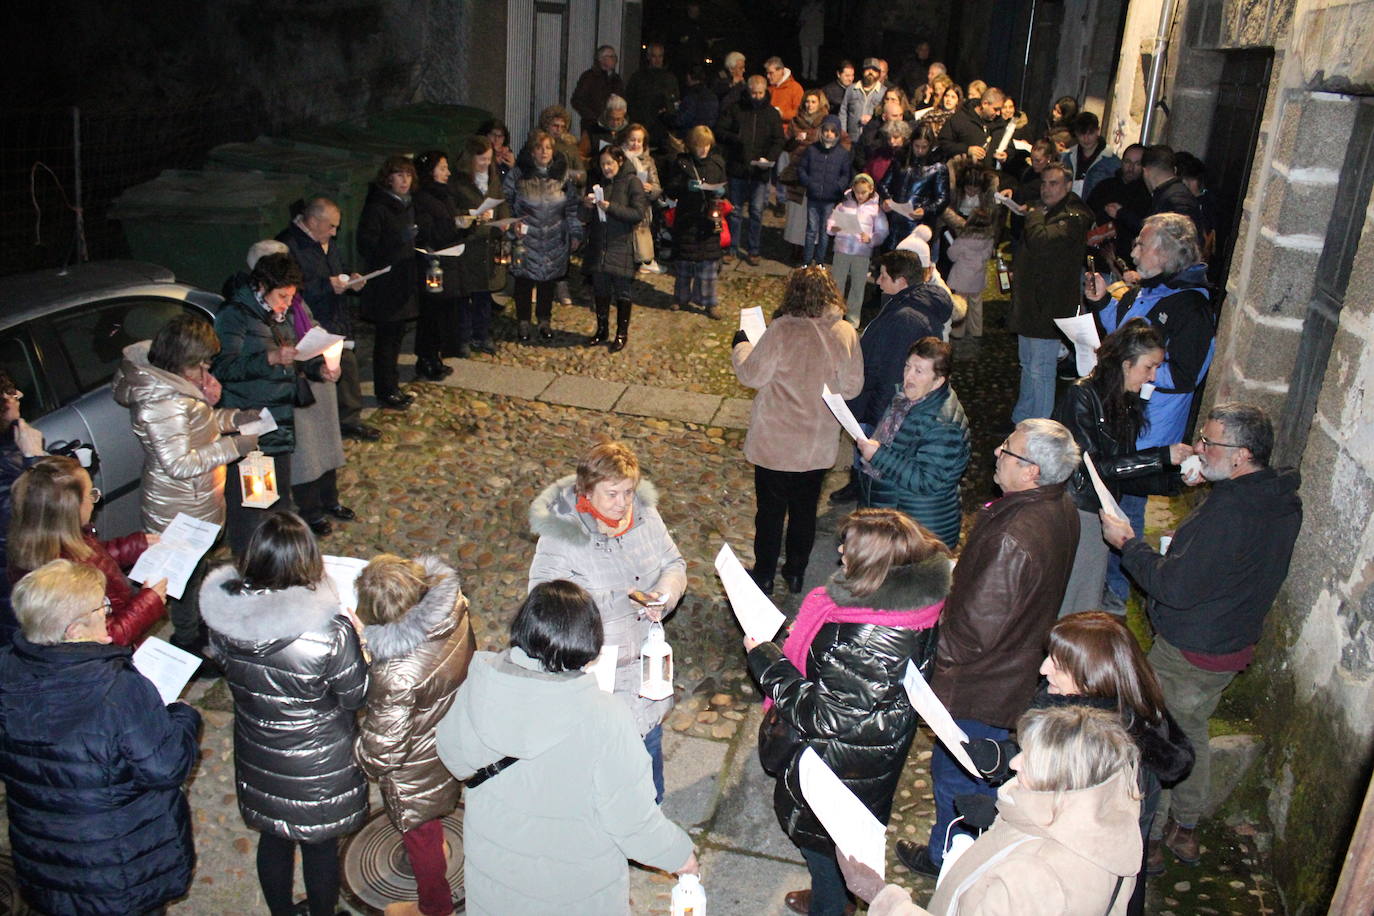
0, 238, 1282, 914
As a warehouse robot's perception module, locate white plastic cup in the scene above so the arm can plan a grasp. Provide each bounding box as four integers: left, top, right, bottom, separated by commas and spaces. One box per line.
1160, 535, 1173, 555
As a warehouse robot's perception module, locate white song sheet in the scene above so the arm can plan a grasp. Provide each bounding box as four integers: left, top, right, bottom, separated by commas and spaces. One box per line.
237, 406, 278, 438
323, 555, 369, 612
128, 514, 220, 600
293, 326, 346, 362
739, 306, 767, 345
1083, 451, 1127, 521
798, 748, 887, 878
903, 661, 981, 777
471, 197, 503, 217
713, 544, 785, 643
417, 244, 466, 258
1052, 313, 1101, 378
886, 200, 915, 218
132, 637, 203, 705
822, 384, 865, 441
343, 265, 391, 288
830, 209, 862, 236
587, 645, 618, 693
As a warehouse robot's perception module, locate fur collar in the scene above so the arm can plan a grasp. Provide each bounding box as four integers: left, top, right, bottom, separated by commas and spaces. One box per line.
199, 564, 342, 647
528, 474, 661, 543
362, 556, 463, 662
825, 553, 952, 611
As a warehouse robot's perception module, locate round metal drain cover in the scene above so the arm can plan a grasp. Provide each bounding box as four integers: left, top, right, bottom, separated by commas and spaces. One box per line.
341, 808, 464, 914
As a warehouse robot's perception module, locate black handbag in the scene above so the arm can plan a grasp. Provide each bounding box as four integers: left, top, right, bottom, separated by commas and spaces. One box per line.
292, 372, 316, 408
757, 704, 807, 776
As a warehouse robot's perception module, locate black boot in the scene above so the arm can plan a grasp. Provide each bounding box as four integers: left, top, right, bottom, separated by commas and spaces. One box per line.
829, 467, 860, 503
609, 298, 632, 353
586, 296, 611, 346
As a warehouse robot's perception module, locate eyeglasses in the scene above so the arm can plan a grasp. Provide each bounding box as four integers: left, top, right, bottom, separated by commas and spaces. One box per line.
996, 439, 1038, 466
1196, 434, 1242, 450
87, 486, 103, 504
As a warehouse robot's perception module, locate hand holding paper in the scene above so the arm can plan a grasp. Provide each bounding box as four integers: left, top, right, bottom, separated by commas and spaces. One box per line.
293, 327, 346, 362
133, 637, 203, 704
903, 661, 981, 777
738, 306, 767, 345
1052, 314, 1101, 378
822, 385, 865, 441
714, 544, 785, 643
128, 514, 221, 600
323, 555, 370, 613
1082, 452, 1126, 521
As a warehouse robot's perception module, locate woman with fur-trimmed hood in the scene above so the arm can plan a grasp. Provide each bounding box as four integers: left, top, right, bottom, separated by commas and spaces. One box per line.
354, 554, 474, 916
527, 440, 687, 803
200, 512, 369, 916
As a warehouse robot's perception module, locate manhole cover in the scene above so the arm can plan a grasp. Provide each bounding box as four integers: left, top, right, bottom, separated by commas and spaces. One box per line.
341, 808, 464, 914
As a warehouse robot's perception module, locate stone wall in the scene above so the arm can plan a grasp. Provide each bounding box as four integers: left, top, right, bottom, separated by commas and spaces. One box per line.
1094, 0, 1374, 908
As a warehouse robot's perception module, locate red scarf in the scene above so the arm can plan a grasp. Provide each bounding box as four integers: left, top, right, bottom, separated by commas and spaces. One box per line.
764, 586, 943, 709
576, 493, 634, 537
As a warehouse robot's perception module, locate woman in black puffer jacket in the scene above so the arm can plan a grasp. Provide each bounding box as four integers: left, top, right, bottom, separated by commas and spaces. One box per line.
201, 512, 369, 916
581, 145, 646, 352
663, 125, 729, 317
503, 130, 584, 342
412, 149, 467, 376
746, 509, 949, 916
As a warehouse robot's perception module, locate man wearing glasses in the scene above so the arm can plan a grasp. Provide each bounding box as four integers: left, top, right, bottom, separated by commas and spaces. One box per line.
1101, 403, 1302, 871
896, 418, 1082, 877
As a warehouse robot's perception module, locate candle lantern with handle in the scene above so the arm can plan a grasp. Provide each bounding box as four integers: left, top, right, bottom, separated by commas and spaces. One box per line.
238, 450, 280, 508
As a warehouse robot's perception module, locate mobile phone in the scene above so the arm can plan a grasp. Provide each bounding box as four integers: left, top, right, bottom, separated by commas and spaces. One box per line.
628, 589, 665, 607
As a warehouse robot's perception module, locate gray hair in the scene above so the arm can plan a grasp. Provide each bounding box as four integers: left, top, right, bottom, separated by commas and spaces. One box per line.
881, 119, 913, 141
303, 196, 339, 220
747, 74, 768, 91
596, 45, 617, 60
247, 239, 289, 269
603, 94, 628, 113
1015, 705, 1141, 795
1209, 402, 1273, 467
724, 51, 745, 71
13, 559, 106, 646
1142, 213, 1202, 273
1017, 418, 1081, 485
764, 56, 785, 70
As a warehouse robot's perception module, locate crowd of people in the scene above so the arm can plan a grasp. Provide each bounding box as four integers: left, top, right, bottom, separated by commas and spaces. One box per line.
0, 28, 1304, 916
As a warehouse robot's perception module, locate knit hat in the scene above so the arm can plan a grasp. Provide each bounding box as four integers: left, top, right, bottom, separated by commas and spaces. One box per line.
897, 224, 933, 267
820, 114, 842, 135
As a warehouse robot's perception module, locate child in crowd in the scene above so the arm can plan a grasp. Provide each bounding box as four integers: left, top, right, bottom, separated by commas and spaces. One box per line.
827, 173, 890, 325
355, 554, 476, 916
944, 166, 999, 338
797, 115, 853, 266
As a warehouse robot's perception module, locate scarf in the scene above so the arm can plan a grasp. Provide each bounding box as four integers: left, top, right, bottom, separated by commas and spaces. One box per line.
763, 585, 943, 708
575, 493, 634, 537
860, 391, 920, 478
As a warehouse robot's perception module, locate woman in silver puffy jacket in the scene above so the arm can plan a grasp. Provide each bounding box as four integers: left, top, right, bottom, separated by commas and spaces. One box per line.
528, 439, 686, 803
200, 512, 369, 916
111, 314, 259, 655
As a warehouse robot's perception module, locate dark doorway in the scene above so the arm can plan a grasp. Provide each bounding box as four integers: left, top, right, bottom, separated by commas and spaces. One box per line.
1203, 48, 1274, 286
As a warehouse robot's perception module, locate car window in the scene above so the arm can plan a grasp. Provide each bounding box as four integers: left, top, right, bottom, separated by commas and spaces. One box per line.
52, 297, 200, 394
0, 333, 45, 421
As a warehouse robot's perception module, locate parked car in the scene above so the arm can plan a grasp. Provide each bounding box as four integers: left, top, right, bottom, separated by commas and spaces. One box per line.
0, 260, 221, 538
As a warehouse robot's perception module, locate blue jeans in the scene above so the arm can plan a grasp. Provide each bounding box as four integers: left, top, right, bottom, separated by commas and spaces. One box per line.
804, 200, 836, 265
728, 177, 768, 256
928, 717, 1008, 866
644, 724, 665, 804
1011, 335, 1061, 423
1105, 493, 1147, 600
800, 847, 851, 915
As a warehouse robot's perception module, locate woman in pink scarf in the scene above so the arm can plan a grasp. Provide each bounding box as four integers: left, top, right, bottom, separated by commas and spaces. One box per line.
745, 509, 950, 916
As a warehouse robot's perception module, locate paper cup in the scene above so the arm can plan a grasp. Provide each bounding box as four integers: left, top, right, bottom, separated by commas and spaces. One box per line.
1159, 535, 1173, 555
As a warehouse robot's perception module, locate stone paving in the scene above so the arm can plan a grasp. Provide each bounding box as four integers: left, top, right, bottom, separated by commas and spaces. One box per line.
0, 217, 1285, 914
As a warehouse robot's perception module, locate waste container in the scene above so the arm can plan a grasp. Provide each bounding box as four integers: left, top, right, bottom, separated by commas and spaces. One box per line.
364, 103, 492, 155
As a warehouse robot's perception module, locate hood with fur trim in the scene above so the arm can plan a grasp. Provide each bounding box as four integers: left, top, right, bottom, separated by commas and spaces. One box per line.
200, 564, 343, 653
528, 474, 661, 544
362, 556, 463, 663
824, 552, 952, 611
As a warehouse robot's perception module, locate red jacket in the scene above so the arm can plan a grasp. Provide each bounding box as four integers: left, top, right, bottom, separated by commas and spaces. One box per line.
9, 529, 165, 646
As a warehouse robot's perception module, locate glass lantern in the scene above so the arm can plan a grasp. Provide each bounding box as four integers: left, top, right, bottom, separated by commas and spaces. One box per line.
639, 623, 673, 701
237, 450, 279, 508
424, 257, 444, 293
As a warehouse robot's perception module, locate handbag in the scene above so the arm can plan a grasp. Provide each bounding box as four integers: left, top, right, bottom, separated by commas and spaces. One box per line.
292, 373, 316, 408
757, 704, 807, 776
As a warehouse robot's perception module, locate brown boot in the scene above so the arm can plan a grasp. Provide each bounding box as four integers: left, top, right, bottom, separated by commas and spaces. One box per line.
1163, 818, 1201, 865
1145, 837, 1166, 875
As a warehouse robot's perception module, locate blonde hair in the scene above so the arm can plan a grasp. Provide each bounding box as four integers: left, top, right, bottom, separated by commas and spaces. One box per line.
686, 125, 715, 149
355, 554, 428, 626
13, 559, 105, 645
9, 456, 93, 571
1015, 706, 1141, 796
575, 440, 640, 496
836, 509, 950, 597
852, 173, 875, 192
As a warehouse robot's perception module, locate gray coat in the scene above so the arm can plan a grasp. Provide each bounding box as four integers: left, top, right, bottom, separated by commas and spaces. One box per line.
503, 149, 585, 283
437, 648, 693, 915
200, 565, 370, 842
528, 476, 687, 736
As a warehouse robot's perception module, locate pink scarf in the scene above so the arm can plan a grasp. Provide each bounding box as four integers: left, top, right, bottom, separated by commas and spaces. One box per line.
763, 586, 944, 708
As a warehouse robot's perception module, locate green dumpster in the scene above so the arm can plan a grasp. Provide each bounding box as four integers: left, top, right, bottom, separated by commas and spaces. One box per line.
110, 169, 307, 292
282, 122, 417, 161
365, 103, 492, 155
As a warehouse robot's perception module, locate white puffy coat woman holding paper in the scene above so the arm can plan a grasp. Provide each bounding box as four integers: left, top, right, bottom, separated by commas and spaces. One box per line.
731, 266, 864, 597
745, 508, 949, 916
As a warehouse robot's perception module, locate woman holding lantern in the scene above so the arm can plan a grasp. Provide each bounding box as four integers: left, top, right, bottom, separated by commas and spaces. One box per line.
746, 508, 948, 916
527, 439, 686, 803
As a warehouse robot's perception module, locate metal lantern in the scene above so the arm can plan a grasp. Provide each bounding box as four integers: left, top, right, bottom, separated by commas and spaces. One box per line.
639, 623, 674, 701
238, 450, 280, 509
424, 257, 444, 293
493, 236, 512, 266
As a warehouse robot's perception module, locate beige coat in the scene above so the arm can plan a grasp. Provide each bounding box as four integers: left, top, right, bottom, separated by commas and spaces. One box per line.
111, 341, 253, 533
732, 309, 864, 472
356, 557, 475, 832
869, 772, 1141, 916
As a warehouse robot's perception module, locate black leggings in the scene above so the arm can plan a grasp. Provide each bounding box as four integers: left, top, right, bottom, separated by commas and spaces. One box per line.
257, 832, 340, 916
513, 277, 556, 323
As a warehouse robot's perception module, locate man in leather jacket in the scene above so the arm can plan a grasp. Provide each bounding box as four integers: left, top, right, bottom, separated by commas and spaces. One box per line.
896, 418, 1081, 878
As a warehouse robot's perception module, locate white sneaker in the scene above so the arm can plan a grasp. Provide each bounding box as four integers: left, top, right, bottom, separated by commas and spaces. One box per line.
639, 260, 664, 274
